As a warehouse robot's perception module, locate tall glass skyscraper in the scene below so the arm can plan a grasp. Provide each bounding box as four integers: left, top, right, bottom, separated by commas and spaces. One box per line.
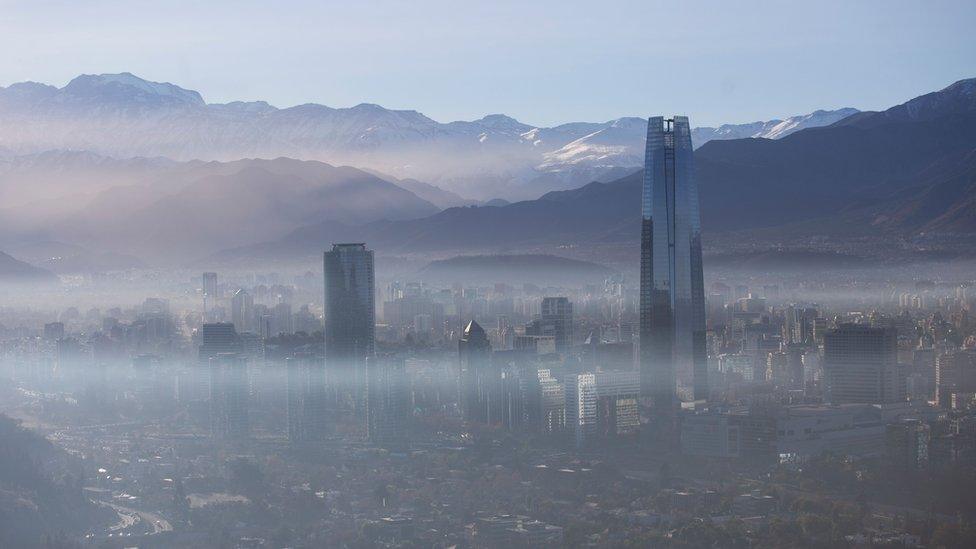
324, 243, 375, 404
639, 116, 707, 409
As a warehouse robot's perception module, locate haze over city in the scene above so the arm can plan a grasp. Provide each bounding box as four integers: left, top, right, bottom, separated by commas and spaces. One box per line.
1, 1, 975, 548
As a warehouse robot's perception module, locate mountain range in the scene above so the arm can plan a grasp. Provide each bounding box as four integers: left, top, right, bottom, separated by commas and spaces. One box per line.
0, 72, 972, 270
213, 77, 976, 267
0, 72, 856, 200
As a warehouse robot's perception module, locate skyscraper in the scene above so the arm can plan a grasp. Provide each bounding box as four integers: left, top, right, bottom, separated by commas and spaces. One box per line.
198, 322, 240, 363
324, 243, 375, 405
202, 272, 218, 299
540, 297, 573, 353
189, 322, 241, 404
231, 288, 253, 333
458, 320, 493, 424
823, 324, 904, 404
565, 371, 640, 448
934, 350, 975, 408
639, 116, 707, 408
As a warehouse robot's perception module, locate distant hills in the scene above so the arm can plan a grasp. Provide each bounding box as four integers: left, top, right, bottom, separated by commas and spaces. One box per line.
0, 251, 57, 282
0, 72, 855, 200
0, 155, 440, 264
214, 77, 976, 265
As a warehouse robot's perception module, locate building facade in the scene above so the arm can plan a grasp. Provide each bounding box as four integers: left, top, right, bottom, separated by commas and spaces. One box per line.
324, 243, 376, 406
458, 320, 495, 424
639, 116, 707, 409
823, 324, 904, 404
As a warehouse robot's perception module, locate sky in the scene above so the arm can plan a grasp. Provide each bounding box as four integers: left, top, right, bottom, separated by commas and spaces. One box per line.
1, 0, 974, 127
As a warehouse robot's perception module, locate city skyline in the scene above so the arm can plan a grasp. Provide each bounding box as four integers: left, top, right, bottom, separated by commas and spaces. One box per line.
1, 4, 976, 545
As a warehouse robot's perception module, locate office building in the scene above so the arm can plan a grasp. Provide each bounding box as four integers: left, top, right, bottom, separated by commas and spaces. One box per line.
458, 320, 491, 419
43, 321, 65, 341
202, 272, 218, 300
324, 243, 375, 404
639, 116, 708, 408
188, 322, 240, 403
565, 371, 640, 447
540, 297, 573, 353
823, 324, 904, 404
459, 320, 496, 424
513, 334, 556, 355
886, 418, 931, 470
273, 301, 293, 336
936, 350, 976, 409
230, 288, 253, 333
541, 373, 566, 434
198, 322, 240, 362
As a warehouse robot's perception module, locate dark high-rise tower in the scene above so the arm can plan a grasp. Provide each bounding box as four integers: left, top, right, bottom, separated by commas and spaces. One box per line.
458, 320, 493, 423
540, 297, 574, 354
202, 272, 218, 299
824, 324, 904, 404
639, 116, 707, 408
230, 288, 253, 333
324, 243, 375, 404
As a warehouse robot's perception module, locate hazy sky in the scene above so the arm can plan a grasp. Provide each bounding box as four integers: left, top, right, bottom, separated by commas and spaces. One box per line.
2, 0, 974, 127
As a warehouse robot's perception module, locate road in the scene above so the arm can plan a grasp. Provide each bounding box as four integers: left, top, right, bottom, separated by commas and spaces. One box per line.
92, 498, 173, 537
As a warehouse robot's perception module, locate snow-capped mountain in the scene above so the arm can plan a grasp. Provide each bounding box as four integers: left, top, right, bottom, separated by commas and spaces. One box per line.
539, 117, 648, 170
0, 72, 859, 199
691, 108, 860, 145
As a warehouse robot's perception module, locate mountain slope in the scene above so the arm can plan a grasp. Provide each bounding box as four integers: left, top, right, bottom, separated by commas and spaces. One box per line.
0, 415, 113, 545
210, 171, 645, 262
212, 77, 976, 264
0, 154, 440, 263
873, 150, 976, 233
694, 78, 976, 231
0, 251, 57, 282
691, 108, 859, 144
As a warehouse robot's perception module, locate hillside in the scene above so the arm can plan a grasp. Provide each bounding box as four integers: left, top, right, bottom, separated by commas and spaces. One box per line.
212, 77, 976, 265
0, 414, 113, 546
0, 251, 58, 282
0, 155, 439, 264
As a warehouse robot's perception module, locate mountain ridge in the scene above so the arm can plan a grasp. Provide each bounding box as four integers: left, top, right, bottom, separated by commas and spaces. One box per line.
209, 77, 976, 265
0, 72, 859, 199
0, 155, 441, 265
0, 251, 58, 282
